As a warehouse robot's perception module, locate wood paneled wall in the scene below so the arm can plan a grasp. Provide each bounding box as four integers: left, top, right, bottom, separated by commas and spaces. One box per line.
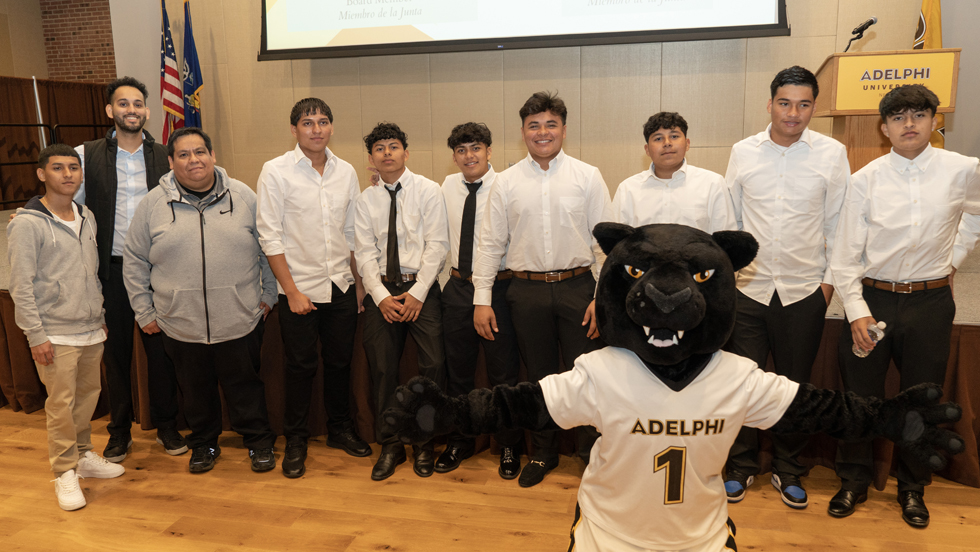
184, 0, 921, 192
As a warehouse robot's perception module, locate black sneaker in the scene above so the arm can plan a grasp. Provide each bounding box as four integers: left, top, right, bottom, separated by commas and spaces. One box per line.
103, 434, 133, 463
724, 470, 755, 503
498, 446, 520, 480
326, 428, 372, 458
249, 448, 276, 472
155, 428, 188, 456
518, 458, 558, 488
771, 473, 808, 509
282, 441, 308, 479
189, 445, 220, 473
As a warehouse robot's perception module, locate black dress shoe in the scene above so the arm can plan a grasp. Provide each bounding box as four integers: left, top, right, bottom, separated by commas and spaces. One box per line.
498, 446, 520, 480
282, 442, 308, 478
827, 488, 867, 518
434, 443, 474, 474
371, 446, 407, 481
413, 444, 435, 477
327, 428, 372, 458
249, 448, 277, 472
189, 445, 221, 473
898, 491, 930, 528
518, 458, 559, 488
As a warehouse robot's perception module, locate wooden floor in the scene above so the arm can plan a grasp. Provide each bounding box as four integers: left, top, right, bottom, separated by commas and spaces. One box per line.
1, 406, 978, 551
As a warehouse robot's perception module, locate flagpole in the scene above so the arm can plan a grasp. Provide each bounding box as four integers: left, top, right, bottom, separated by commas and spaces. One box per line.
32, 76, 47, 148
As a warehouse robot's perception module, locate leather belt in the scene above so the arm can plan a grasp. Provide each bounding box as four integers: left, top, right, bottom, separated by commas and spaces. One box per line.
861, 276, 950, 294
450, 268, 513, 282
110, 256, 124, 264
512, 266, 591, 283
381, 273, 417, 283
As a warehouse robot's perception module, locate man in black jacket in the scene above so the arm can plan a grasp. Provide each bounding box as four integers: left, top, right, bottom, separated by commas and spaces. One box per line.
73, 76, 183, 462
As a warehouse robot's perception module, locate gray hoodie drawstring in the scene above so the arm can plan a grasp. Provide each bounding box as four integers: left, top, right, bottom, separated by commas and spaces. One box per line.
45, 217, 56, 245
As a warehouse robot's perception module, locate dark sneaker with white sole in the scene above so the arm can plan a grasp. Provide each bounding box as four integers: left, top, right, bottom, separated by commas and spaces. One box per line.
156, 428, 188, 456
724, 470, 755, 503
103, 434, 133, 463
189, 445, 220, 473
771, 473, 808, 509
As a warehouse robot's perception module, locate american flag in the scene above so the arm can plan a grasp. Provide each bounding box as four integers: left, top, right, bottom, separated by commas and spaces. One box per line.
161, 0, 184, 144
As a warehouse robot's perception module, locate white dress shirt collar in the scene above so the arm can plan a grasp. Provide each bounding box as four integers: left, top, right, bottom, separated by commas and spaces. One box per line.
760, 124, 814, 150
646, 159, 689, 184
889, 144, 936, 173
527, 149, 567, 174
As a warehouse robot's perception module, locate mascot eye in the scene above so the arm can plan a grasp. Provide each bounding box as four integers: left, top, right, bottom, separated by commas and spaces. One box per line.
624, 265, 645, 279
693, 269, 715, 283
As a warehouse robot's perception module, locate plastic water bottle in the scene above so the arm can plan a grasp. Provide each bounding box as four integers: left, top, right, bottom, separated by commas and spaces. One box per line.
852, 321, 887, 358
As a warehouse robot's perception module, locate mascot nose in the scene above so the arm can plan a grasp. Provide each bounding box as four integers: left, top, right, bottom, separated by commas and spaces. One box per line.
644, 283, 692, 314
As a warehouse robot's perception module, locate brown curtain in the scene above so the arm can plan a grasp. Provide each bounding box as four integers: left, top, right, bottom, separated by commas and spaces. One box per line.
0, 76, 108, 210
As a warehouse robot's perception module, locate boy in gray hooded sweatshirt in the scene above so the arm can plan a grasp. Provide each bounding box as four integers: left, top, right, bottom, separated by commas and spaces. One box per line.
7, 144, 125, 511
123, 127, 278, 475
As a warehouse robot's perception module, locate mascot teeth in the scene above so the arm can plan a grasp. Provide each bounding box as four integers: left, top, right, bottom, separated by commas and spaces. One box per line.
647, 329, 683, 348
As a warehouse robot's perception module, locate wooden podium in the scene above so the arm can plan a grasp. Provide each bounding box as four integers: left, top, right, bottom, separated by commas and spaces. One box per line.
814, 48, 960, 172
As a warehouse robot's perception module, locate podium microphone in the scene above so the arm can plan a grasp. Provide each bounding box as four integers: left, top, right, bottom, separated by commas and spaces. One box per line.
845, 16, 878, 52
852, 17, 878, 35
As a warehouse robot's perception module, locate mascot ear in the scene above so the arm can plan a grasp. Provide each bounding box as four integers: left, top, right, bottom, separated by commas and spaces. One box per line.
711, 230, 758, 272
594, 222, 637, 255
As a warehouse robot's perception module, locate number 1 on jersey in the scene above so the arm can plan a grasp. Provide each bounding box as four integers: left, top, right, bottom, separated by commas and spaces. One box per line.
654, 446, 687, 504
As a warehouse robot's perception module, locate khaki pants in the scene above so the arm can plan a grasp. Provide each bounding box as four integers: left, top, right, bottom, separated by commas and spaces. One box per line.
34, 343, 104, 475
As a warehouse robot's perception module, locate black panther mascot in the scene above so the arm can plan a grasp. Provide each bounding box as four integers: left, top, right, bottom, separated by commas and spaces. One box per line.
384, 224, 964, 551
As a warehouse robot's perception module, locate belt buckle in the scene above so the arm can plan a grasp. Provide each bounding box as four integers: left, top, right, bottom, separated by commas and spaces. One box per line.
892, 281, 912, 294
544, 271, 562, 283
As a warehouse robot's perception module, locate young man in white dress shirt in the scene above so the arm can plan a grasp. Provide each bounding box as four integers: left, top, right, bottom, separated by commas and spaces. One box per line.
473, 92, 610, 487
608, 112, 736, 232
830, 84, 980, 527
354, 122, 449, 481
256, 98, 372, 479
723, 66, 849, 509
435, 122, 523, 479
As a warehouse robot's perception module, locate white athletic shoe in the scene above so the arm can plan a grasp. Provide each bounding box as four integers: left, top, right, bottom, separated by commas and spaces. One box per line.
53, 470, 86, 511
76, 451, 126, 479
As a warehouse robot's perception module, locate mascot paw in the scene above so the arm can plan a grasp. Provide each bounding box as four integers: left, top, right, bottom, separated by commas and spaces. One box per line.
879, 383, 964, 473
382, 376, 456, 444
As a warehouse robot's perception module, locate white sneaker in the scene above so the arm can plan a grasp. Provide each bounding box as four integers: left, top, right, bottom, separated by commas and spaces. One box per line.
76, 451, 126, 479
53, 470, 86, 511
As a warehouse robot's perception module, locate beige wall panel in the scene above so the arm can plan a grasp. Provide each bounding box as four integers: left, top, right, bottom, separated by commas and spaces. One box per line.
743, 35, 838, 136
291, 56, 364, 180
358, 54, 432, 151
785, 0, 839, 38
661, 40, 747, 148
0, 14, 13, 77
405, 150, 433, 188
193, 0, 229, 66
234, 152, 293, 192
809, 117, 834, 138
221, 1, 295, 159
2, 0, 47, 78
686, 147, 734, 177
835, 0, 919, 53
580, 43, 662, 195
502, 47, 581, 154
429, 51, 505, 185
202, 64, 240, 180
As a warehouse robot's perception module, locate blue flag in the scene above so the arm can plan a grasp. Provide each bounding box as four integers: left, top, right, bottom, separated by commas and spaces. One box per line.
182, 0, 203, 129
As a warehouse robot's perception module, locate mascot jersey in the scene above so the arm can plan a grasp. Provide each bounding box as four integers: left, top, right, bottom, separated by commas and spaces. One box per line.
540, 347, 798, 550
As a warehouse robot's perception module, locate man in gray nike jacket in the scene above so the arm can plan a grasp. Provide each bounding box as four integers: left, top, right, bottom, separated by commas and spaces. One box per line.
123, 127, 278, 475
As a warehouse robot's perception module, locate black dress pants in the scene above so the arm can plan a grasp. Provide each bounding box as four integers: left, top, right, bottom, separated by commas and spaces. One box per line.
279, 285, 358, 443
162, 322, 275, 450
362, 281, 446, 445
103, 257, 179, 436
506, 271, 603, 463
835, 285, 954, 494
442, 275, 522, 449
726, 287, 828, 477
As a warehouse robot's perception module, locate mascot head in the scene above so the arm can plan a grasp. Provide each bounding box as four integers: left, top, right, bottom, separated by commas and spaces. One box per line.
594, 223, 758, 384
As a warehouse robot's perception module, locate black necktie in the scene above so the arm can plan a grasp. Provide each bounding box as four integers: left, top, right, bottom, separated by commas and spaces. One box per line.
458, 180, 482, 279
386, 183, 402, 283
